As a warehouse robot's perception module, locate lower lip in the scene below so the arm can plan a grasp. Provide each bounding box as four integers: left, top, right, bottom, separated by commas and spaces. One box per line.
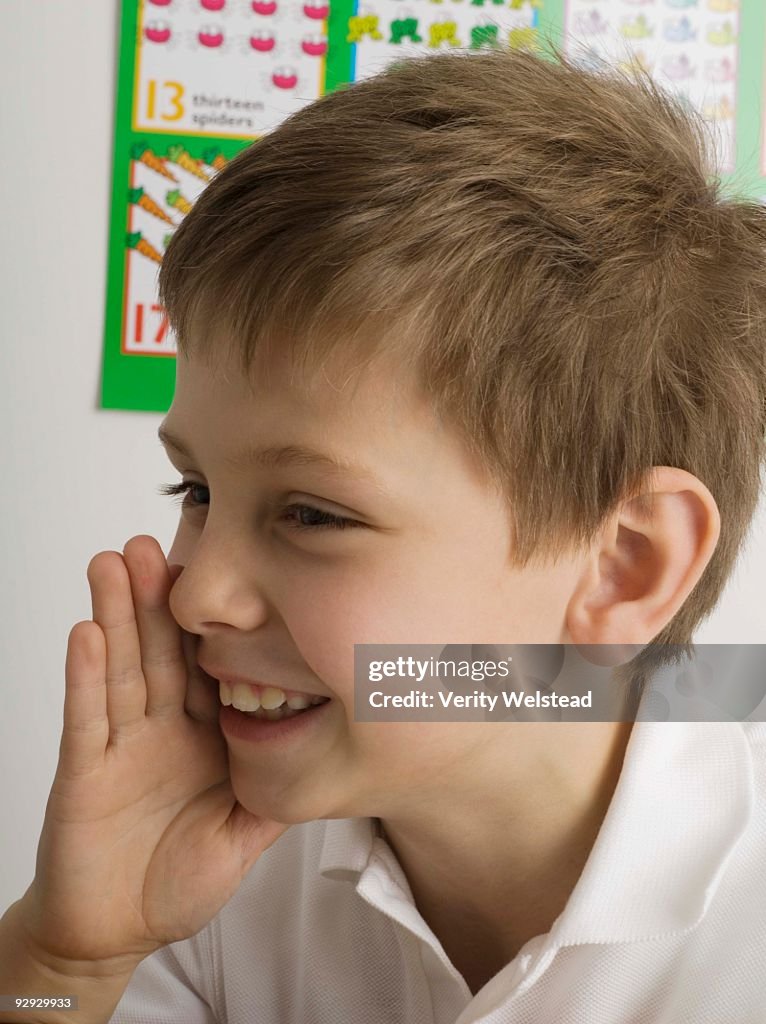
219, 699, 332, 744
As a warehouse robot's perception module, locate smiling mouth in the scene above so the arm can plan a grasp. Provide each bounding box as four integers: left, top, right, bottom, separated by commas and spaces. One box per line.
226, 702, 320, 721
217, 678, 331, 718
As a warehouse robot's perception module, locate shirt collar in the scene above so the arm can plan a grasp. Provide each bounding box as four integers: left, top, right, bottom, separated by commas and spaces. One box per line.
550, 714, 753, 946
319, 689, 754, 948
319, 813, 379, 882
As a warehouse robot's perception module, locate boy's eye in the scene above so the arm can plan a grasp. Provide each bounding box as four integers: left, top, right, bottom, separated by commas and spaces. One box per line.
156, 480, 363, 533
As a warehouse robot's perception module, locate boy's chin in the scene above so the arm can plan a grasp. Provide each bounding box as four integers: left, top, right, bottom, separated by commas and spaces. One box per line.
230, 776, 339, 826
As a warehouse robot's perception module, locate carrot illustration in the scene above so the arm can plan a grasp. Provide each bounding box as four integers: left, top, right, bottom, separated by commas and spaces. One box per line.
166, 144, 210, 182
128, 186, 175, 225
130, 142, 178, 182
202, 146, 228, 172
126, 230, 162, 264
166, 189, 194, 216
163, 233, 175, 250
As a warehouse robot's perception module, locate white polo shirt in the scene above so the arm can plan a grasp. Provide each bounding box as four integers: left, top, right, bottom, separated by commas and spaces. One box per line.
109, 717, 766, 1023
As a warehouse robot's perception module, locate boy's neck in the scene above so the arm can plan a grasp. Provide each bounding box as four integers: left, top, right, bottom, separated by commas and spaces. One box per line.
377, 720, 635, 994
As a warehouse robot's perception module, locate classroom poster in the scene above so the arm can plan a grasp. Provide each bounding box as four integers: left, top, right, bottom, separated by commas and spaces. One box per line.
102, 0, 338, 412
558, 1, 766, 202
343, 0, 542, 82
564, 0, 741, 172
102, 0, 766, 413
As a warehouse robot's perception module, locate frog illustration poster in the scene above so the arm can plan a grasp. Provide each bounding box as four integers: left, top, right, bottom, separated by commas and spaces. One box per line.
102, 0, 765, 412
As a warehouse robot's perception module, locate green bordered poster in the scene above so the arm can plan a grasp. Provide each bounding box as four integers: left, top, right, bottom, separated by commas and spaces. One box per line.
101, 0, 764, 413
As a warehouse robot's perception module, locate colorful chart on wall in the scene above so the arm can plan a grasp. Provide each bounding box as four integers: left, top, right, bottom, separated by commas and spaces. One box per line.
557, 1, 765, 203
102, 0, 766, 412
343, 0, 542, 80
102, 0, 338, 412
563, 0, 740, 172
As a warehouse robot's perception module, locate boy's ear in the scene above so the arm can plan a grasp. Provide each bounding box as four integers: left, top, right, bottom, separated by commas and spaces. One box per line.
565, 467, 721, 651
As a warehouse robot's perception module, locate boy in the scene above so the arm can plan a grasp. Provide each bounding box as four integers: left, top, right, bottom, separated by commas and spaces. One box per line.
2, 41, 765, 1024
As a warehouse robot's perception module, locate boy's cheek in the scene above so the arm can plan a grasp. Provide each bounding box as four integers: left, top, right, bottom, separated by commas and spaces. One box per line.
179, 625, 222, 724
161, 566, 219, 723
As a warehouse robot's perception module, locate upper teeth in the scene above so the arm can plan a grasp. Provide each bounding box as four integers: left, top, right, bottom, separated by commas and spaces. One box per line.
219, 680, 322, 712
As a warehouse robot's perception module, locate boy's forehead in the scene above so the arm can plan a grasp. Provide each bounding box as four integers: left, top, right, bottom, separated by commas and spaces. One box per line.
174, 342, 438, 433
164, 346, 458, 496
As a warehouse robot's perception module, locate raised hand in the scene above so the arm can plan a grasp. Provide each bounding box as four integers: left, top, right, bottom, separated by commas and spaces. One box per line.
18, 535, 290, 972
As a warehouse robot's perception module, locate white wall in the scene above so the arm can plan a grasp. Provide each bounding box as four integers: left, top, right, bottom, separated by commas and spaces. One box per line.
2, 1, 766, 915
0, 2, 179, 911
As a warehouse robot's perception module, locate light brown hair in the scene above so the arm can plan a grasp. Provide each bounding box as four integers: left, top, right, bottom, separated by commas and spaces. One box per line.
159, 40, 766, 706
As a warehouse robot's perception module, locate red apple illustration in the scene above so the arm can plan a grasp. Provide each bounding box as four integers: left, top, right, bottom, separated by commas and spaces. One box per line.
250, 31, 276, 51
199, 25, 224, 46
145, 22, 172, 43
272, 67, 298, 89
201, 0, 226, 9
301, 36, 327, 57
303, 1, 329, 19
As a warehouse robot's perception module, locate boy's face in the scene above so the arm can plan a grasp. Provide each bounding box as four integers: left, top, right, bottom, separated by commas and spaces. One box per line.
163, 339, 591, 823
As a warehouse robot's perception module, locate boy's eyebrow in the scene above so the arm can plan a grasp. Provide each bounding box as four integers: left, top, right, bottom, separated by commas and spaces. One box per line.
157, 422, 390, 492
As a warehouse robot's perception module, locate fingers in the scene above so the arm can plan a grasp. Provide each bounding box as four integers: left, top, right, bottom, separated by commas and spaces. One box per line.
63, 539, 194, 770
87, 551, 149, 741
60, 621, 110, 775
121, 536, 188, 720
